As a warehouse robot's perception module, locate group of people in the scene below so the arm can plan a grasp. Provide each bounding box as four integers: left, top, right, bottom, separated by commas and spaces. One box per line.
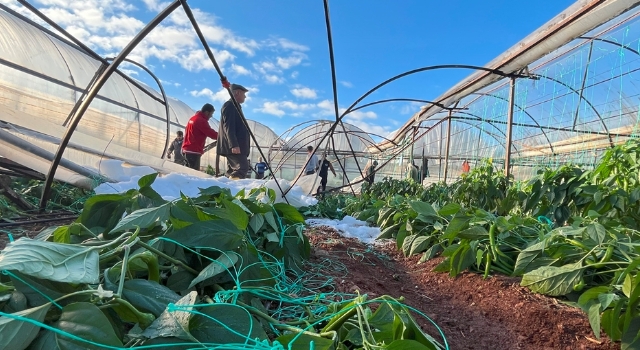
165, 83, 267, 179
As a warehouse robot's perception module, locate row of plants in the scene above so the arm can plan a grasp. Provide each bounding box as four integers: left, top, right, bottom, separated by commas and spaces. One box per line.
334, 140, 640, 349
0, 177, 91, 217
0, 173, 445, 350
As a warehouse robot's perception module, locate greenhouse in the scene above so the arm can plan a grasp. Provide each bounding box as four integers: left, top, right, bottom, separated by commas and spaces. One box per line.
2, 0, 640, 349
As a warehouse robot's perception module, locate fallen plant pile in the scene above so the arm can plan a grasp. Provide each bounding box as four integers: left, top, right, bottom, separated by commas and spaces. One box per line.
0, 173, 446, 350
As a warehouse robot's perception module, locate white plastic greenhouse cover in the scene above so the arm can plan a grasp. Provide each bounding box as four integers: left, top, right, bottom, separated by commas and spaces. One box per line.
0, 8, 228, 185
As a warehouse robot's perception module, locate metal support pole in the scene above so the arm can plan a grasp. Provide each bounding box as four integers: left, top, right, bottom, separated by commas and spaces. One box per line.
443, 110, 453, 183
38, 1, 181, 211
572, 41, 594, 131
505, 76, 516, 178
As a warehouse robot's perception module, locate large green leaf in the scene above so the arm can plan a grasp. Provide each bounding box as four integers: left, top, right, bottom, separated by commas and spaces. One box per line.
77, 193, 130, 233
141, 291, 198, 342
457, 226, 489, 240
10, 272, 84, 308
189, 304, 268, 343
409, 201, 438, 218
387, 339, 437, 350
203, 200, 249, 231
275, 333, 334, 350
137, 173, 158, 188
27, 329, 60, 350
513, 241, 547, 276
274, 203, 305, 224
108, 203, 171, 235
121, 279, 181, 317
188, 252, 239, 288
55, 302, 123, 349
521, 263, 584, 296
167, 270, 197, 292
587, 302, 602, 339
402, 236, 431, 257
249, 214, 265, 233
586, 223, 607, 244
438, 203, 461, 216
0, 238, 99, 284
441, 216, 471, 243
164, 220, 244, 251
0, 302, 51, 350
52, 224, 96, 244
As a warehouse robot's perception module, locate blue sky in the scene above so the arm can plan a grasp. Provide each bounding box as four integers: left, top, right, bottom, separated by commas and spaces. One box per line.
7, 0, 576, 138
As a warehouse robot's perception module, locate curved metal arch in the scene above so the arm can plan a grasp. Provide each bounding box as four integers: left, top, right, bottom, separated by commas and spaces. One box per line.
269, 127, 376, 174
452, 119, 519, 155
464, 92, 555, 154
106, 57, 173, 159
349, 98, 447, 114
532, 73, 614, 147
578, 36, 640, 56
285, 64, 519, 195
39, 1, 182, 210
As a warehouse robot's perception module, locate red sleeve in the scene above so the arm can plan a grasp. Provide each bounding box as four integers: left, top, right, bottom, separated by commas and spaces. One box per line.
196, 117, 218, 140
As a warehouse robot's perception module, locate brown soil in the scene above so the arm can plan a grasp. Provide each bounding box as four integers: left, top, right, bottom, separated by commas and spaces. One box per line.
306, 226, 620, 350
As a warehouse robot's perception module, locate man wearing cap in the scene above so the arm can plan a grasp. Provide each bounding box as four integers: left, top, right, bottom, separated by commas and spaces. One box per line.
217, 84, 251, 179
364, 160, 378, 186
182, 103, 219, 171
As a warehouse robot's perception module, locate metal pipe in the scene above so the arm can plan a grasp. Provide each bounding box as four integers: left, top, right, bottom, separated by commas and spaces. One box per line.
572, 41, 594, 130
443, 111, 453, 183
178, 0, 288, 202
39, 1, 181, 211
105, 58, 172, 159
0, 128, 109, 182
505, 77, 516, 178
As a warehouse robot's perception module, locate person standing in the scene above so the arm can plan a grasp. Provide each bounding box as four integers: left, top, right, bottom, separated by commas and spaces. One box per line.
255, 157, 267, 179
462, 159, 471, 174
182, 104, 218, 171
167, 131, 185, 165
217, 84, 250, 179
363, 160, 378, 185
304, 145, 319, 175
317, 156, 336, 195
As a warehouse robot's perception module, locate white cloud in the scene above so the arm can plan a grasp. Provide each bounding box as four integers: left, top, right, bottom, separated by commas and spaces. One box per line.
340, 81, 353, 88
254, 100, 315, 117
342, 109, 377, 121
276, 53, 306, 69
190, 88, 230, 104
264, 37, 309, 52
265, 74, 285, 84
231, 64, 251, 76
291, 71, 299, 79
142, 0, 171, 12
291, 86, 317, 99
400, 102, 424, 115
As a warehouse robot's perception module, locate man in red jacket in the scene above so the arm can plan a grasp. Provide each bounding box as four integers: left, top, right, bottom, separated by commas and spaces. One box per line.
182, 103, 219, 170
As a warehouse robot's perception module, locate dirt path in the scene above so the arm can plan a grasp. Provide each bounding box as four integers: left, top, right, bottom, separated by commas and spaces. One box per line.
306, 226, 619, 350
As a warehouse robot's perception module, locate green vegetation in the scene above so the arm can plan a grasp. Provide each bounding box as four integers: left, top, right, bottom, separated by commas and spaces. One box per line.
0, 173, 444, 349
337, 140, 640, 347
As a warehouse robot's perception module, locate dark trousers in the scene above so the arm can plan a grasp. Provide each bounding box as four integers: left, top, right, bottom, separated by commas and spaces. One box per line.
225, 154, 249, 178
184, 153, 201, 171
255, 173, 264, 179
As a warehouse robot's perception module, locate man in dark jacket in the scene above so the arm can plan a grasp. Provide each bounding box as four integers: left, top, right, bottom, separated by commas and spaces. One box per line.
217, 84, 250, 179
182, 103, 218, 171
167, 131, 185, 165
